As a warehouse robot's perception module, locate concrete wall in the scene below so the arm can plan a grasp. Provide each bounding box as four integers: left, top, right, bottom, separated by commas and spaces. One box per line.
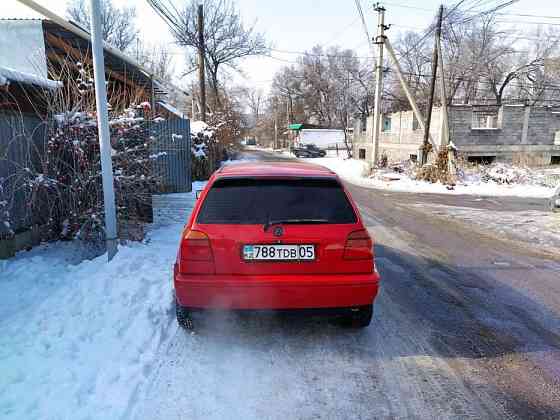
353, 105, 560, 165
352, 110, 442, 163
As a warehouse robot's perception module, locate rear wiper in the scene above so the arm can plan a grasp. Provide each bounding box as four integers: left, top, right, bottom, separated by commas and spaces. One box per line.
263, 218, 329, 231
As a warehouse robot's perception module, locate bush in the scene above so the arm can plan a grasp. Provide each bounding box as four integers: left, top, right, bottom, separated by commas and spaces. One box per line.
0, 59, 162, 244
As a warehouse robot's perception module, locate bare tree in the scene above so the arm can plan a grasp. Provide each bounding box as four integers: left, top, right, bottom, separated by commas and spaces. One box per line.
242, 87, 264, 122
67, 0, 139, 51
147, 0, 268, 106
135, 42, 174, 82
484, 26, 560, 105
390, 8, 560, 107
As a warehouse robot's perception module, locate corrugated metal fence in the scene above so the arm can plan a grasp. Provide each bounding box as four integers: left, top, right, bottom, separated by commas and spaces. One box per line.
150, 117, 192, 193
1, 113, 191, 240
0, 112, 47, 235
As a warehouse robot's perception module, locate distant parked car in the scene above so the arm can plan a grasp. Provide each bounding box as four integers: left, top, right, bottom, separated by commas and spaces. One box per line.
292, 144, 326, 158
174, 161, 380, 329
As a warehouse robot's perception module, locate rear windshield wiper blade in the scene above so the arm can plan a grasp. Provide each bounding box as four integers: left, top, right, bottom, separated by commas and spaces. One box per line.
264, 218, 329, 231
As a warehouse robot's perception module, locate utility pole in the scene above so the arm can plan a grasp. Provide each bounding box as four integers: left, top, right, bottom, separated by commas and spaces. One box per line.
286, 97, 290, 126
273, 98, 278, 150
197, 4, 207, 122
437, 34, 449, 147
288, 95, 294, 126
421, 4, 444, 165
90, 0, 118, 261
372, 3, 387, 166
191, 96, 196, 120
346, 70, 351, 129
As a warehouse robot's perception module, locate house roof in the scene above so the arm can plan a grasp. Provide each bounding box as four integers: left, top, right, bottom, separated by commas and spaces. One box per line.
0, 65, 62, 90
288, 123, 325, 131
288, 123, 304, 130
42, 20, 168, 96
1, 12, 188, 98
157, 101, 186, 119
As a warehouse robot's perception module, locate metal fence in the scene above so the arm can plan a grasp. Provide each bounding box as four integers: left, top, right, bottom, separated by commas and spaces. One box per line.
1, 113, 192, 240
0, 112, 47, 236
150, 117, 192, 193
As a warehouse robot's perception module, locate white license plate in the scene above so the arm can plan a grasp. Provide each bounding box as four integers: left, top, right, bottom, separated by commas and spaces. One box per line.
243, 244, 315, 261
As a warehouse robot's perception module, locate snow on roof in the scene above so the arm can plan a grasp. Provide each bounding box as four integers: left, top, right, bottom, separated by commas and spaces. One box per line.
157, 101, 185, 119
191, 121, 212, 136
0, 66, 62, 90
298, 128, 346, 147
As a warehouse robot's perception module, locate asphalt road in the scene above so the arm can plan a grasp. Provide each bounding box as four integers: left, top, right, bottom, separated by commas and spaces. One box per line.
133, 150, 560, 420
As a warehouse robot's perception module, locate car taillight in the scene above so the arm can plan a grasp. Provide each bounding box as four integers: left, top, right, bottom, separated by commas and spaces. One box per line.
343, 229, 373, 260
179, 229, 215, 274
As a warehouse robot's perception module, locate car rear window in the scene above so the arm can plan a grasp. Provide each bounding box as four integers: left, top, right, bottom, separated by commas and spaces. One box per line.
197, 178, 357, 225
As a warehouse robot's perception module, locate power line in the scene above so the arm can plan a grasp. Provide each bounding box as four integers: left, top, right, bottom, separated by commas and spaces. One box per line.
354, 0, 374, 54
323, 16, 362, 46
269, 48, 375, 60
384, 68, 560, 91
382, 0, 560, 19
496, 19, 560, 26
501, 13, 560, 20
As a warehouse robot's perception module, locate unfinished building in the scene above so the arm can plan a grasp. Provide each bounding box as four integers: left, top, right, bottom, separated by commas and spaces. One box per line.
353, 105, 560, 166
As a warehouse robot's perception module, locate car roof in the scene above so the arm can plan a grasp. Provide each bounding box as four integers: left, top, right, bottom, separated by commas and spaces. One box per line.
216, 160, 336, 178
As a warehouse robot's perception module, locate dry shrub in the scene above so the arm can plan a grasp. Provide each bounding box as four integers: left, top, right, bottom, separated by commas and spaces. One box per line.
190, 92, 242, 180
0, 58, 162, 244
414, 148, 456, 185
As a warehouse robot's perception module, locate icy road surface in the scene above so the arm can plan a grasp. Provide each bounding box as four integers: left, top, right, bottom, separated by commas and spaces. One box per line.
2, 151, 560, 419
132, 151, 560, 420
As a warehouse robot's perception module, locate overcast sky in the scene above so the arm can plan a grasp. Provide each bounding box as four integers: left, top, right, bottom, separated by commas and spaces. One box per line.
2, 0, 558, 92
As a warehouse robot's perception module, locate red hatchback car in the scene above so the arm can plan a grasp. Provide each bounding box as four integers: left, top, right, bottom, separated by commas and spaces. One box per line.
173, 161, 380, 328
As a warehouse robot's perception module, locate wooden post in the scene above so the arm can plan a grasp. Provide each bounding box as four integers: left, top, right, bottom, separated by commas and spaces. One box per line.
421, 4, 444, 165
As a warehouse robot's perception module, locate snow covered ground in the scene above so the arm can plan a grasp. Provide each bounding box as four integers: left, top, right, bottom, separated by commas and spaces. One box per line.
291, 150, 560, 199
248, 147, 559, 199
0, 184, 204, 420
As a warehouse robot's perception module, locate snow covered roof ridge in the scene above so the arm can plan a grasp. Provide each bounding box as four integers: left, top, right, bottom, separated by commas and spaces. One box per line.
157, 101, 186, 119
0, 65, 62, 90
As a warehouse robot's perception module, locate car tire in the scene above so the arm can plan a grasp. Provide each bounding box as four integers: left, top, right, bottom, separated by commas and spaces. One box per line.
347, 304, 373, 328
176, 300, 193, 330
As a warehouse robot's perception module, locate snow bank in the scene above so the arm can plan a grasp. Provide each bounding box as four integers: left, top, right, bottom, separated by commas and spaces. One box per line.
300, 156, 558, 199
0, 188, 199, 419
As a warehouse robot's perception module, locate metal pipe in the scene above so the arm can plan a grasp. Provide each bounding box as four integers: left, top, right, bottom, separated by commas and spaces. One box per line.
89, 0, 118, 261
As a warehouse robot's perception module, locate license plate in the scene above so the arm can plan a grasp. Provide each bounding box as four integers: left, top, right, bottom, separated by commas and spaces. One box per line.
243, 244, 315, 261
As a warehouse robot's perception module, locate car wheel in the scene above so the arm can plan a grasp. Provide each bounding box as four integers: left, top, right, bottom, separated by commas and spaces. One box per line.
176, 300, 193, 330
347, 304, 373, 328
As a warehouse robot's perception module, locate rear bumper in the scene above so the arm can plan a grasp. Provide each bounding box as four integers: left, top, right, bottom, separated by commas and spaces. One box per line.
174, 272, 380, 310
